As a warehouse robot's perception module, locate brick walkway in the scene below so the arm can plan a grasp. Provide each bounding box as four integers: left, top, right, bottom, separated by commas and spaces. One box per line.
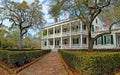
17, 52, 68, 75
0, 67, 9, 75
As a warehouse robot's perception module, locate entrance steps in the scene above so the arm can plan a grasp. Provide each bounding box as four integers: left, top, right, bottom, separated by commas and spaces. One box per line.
52, 48, 58, 52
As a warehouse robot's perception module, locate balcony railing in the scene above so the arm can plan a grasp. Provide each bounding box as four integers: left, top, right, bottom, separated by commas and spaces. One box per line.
54, 33, 61, 37
48, 34, 53, 38
42, 35, 47, 39
62, 31, 70, 36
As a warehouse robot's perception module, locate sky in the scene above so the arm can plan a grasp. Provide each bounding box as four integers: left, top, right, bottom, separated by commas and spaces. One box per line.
3, 0, 54, 27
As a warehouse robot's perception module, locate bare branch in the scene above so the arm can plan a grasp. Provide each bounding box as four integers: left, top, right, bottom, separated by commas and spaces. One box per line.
22, 29, 28, 37
93, 19, 120, 40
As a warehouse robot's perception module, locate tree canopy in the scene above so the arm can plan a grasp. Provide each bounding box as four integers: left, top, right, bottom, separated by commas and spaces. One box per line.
0, 0, 45, 49
48, 0, 120, 51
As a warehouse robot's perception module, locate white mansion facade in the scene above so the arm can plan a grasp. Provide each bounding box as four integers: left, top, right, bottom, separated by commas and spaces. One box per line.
41, 17, 120, 50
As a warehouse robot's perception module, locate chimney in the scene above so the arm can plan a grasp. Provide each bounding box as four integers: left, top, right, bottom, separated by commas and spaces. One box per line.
54, 18, 58, 23
106, 18, 110, 28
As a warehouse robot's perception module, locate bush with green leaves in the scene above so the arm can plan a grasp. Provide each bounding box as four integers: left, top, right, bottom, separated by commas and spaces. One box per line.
0, 49, 51, 67
59, 50, 120, 75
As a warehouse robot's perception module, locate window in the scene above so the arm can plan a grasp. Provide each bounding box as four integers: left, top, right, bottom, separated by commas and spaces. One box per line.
76, 25, 80, 30
91, 25, 94, 32
63, 28, 67, 32
55, 29, 60, 33
83, 25, 86, 30
83, 37, 87, 44
95, 26, 99, 31
43, 30, 47, 36
49, 30, 53, 34
106, 35, 113, 44
44, 41, 47, 46
97, 37, 101, 44
106, 35, 111, 44
55, 40, 59, 45
73, 38, 79, 44
118, 36, 120, 45
49, 40, 53, 45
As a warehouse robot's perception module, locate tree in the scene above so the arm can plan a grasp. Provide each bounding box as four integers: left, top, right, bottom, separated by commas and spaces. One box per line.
48, 0, 63, 22
48, 0, 120, 51
1, 0, 44, 49
0, 29, 10, 48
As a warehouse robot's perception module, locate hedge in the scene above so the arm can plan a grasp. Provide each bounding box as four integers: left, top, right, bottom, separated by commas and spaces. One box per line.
0, 50, 51, 67
59, 50, 120, 75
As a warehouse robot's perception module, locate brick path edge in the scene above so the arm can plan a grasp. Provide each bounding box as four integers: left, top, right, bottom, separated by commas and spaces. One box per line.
15, 52, 50, 74
0, 52, 50, 75
58, 53, 74, 75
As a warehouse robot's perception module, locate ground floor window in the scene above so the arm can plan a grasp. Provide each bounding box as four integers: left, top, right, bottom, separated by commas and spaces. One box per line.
55, 40, 60, 45
97, 37, 101, 44
83, 37, 87, 44
49, 40, 53, 45
106, 35, 113, 44
118, 36, 120, 45
72, 38, 79, 44
44, 41, 47, 46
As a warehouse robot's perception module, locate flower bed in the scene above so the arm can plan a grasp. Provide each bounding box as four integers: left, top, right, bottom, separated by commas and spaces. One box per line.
0, 49, 51, 67
59, 50, 120, 75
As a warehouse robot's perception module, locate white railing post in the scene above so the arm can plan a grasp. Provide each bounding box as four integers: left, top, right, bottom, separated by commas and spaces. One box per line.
61, 25, 63, 49
81, 35, 83, 48
69, 23, 72, 48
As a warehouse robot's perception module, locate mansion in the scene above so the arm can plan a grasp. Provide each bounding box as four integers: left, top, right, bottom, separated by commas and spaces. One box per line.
41, 17, 120, 50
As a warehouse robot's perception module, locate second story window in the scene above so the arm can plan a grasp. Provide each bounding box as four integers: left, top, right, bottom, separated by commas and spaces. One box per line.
49, 40, 53, 45
83, 25, 86, 30
63, 28, 67, 32
96, 19, 98, 24
43, 30, 47, 36
44, 41, 47, 46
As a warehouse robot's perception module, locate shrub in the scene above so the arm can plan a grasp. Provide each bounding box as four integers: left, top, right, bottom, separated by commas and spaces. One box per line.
0, 49, 51, 67
59, 50, 120, 75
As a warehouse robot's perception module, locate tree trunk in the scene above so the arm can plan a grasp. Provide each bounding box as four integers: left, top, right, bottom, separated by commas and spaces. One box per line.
88, 32, 94, 52
54, 18, 58, 22
19, 31, 23, 49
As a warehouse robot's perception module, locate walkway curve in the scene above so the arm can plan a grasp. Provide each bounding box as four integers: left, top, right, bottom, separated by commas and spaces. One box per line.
17, 52, 68, 75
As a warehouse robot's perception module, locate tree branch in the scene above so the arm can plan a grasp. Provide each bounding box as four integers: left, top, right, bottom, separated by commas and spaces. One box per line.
22, 29, 28, 37
93, 19, 120, 40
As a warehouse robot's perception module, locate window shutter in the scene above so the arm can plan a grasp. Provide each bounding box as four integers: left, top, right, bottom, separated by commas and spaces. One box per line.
95, 39, 97, 45
104, 36, 106, 45
111, 35, 114, 44
101, 36, 103, 45
96, 19, 98, 24
91, 25, 94, 32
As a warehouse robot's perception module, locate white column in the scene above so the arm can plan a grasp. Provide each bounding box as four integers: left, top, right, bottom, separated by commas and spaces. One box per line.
47, 29, 49, 48
70, 23, 71, 33
69, 23, 72, 48
41, 31, 43, 49
61, 25, 62, 36
80, 21, 82, 32
53, 27, 55, 37
113, 33, 117, 47
53, 27, 55, 48
61, 25, 63, 49
53, 38, 55, 48
69, 36, 71, 48
81, 35, 83, 47
61, 37, 63, 49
